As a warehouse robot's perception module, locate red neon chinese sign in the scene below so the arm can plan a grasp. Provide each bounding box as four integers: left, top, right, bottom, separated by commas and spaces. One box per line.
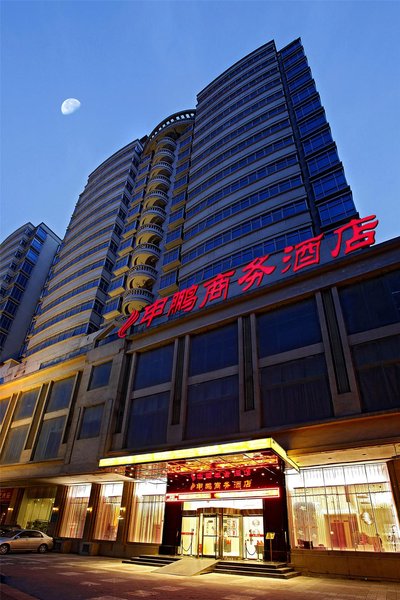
118, 215, 378, 338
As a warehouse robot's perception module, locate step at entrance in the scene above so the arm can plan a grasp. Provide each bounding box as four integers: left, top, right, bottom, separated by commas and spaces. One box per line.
122, 554, 181, 567
213, 560, 300, 579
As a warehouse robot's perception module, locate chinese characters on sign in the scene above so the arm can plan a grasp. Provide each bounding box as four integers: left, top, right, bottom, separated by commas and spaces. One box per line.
118, 215, 378, 337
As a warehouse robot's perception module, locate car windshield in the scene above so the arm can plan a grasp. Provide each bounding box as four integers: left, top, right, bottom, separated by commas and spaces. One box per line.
0, 530, 20, 538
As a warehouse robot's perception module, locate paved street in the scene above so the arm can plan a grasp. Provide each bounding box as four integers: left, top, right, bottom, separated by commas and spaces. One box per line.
0, 554, 400, 600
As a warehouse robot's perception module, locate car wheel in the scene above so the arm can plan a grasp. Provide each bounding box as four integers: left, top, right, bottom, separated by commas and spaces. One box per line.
37, 544, 48, 554
0, 544, 10, 555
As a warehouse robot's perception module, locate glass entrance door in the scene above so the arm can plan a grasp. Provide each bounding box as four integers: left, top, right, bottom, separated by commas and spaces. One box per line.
180, 499, 264, 560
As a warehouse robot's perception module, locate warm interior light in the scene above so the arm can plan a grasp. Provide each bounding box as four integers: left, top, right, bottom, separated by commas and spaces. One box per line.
99, 437, 298, 471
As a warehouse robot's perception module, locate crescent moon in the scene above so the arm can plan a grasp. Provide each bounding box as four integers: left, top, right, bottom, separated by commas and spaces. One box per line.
61, 98, 81, 115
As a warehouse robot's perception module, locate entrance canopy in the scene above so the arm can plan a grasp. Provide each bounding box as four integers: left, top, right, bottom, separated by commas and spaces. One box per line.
99, 437, 299, 481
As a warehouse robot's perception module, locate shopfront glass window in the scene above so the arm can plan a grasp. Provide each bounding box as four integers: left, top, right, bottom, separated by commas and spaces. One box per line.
128, 481, 166, 544
286, 463, 400, 552
59, 484, 91, 538
17, 486, 56, 533
93, 483, 123, 541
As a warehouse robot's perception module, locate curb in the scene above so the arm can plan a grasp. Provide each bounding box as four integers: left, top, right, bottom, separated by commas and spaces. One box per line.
0, 579, 38, 600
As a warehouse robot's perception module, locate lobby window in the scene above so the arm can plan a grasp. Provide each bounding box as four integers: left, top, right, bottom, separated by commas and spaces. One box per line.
125, 392, 170, 449
260, 355, 332, 427
13, 388, 40, 420
339, 271, 400, 334
93, 482, 123, 541
16, 486, 56, 532
352, 336, 400, 413
78, 404, 104, 439
88, 361, 112, 390
286, 463, 400, 553
189, 323, 238, 376
186, 375, 239, 440
257, 298, 321, 357
128, 481, 166, 544
133, 344, 174, 390
59, 484, 91, 538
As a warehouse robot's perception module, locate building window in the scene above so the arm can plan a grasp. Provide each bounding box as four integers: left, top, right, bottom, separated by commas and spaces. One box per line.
189, 324, 238, 376
0, 425, 29, 464
286, 463, 400, 552
339, 271, 400, 334
16, 486, 56, 533
13, 388, 40, 420
133, 345, 174, 390
260, 355, 332, 427
47, 377, 75, 412
93, 483, 123, 541
128, 481, 166, 544
352, 336, 400, 413
79, 404, 104, 439
88, 361, 112, 390
59, 484, 91, 538
257, 298, 321, 357
0, 397, 10, 424
34, 416, 66, 461
186, 375, 239, 440
126, 392, 170, 450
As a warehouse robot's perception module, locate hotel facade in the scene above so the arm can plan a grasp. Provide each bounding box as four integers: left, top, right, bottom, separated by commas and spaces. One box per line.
0, 38, 399, 580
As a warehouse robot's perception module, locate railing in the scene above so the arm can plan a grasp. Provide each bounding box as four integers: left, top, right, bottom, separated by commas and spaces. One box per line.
147, 110, 196, 142
147, 174, 171, 187
123, 288, 154, 302
132, 243, 161, 258
150, 161, 173, 174
140, 206, 167, 220
127, 264, 158, 279
136, 223, 164, 237
153, 148, 175, 161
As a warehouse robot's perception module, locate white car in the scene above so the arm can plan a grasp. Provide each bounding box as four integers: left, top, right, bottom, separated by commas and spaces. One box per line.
0, 529, 53, 554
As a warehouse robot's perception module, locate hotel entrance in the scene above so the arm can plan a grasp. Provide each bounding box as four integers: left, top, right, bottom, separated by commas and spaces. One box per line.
181, 500, 265, 559
99, 437, 299, 562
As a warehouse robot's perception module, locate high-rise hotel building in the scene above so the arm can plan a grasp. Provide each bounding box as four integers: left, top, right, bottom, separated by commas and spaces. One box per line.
0, 39, 398, 581
103, 37, 357, 323
24, 140, 143, 365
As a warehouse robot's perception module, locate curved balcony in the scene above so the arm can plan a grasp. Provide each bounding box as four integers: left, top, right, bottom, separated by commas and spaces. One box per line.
153, 148, 175, 162
126, 264, 158, 288
156, 136, 177, 150
136, 223, 164, 245
146, 174, 171, 191
140, 206, 166, 225
150, 161, 173, 176
122, 287, 154, 313
143, 189, 168, 209
131, 242, 161, 263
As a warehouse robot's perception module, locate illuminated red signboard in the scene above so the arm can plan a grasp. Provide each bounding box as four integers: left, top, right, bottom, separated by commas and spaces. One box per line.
165, 466, 282, 502
118, 214, 378, 338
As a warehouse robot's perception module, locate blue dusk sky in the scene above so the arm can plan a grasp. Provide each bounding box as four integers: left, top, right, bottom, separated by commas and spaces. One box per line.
1, 0, 399, 244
